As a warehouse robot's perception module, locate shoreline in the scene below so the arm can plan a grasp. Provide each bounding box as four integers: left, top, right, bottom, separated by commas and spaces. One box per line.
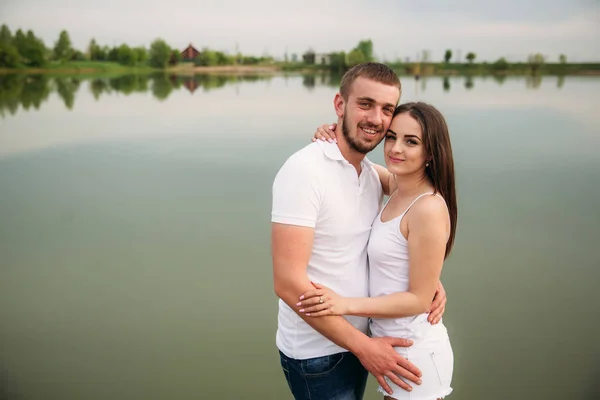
1, 64, 599, 76
169, 65, 281, 74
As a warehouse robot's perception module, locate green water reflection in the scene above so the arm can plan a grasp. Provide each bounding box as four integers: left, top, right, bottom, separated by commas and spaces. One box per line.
0, 72, 574, 118
0, 73, 599, 400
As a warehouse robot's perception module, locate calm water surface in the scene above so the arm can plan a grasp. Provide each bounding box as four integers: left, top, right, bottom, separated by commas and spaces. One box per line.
1, 73, 599, 400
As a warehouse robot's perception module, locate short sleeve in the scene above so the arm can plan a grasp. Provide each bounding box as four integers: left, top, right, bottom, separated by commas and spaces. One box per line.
271, 155, 321, 228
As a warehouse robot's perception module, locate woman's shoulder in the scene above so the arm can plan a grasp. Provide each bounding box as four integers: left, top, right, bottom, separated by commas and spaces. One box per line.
408, 193, 449, 224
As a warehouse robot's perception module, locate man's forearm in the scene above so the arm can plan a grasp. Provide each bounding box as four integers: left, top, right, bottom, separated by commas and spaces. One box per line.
276, 279, 369, 354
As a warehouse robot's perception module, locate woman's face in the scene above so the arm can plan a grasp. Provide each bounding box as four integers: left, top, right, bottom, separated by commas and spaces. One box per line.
383, 112, 428, 176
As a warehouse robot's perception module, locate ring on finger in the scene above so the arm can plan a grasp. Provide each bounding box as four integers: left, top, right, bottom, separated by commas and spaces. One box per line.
319, 296, 324, 304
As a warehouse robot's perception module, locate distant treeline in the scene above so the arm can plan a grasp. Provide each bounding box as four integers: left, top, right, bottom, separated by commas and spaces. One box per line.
1, 24, 598, 75
0, 24, 184, 69
384, 50, 600, 76
295, 46, 600, 75
0, 24, 274, 70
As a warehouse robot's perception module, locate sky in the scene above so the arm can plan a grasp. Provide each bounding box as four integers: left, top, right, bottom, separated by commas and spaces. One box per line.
1, 0, 599, 62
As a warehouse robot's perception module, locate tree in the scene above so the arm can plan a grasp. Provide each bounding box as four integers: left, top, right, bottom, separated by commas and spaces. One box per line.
329, 51, 347, 72
13, 29, 26, 51
215, 51, 234, 65
194, 48, 218, 66
88, 39, 105, 61
53, 30, 73, 62
492, 57, 509, 71
347, 48, 366, 67
107, 46, 119, 62
0, 43, 20, 67
17, 30, 46, 67
117, 44, 137, 66
70, 49, 86, 61
355, 40, 374, 62
345, 40, 374, 66
149, 39, 171, 69
444, 49, 453, 63
134, 47, 148, 64
169, 49, 182, 65
100, 46, 110, 61
559, 54, 567, 64
0, 24, 19, 67
528, 53, 545, 74
466, 52, 476, 64
0, 24, 12, 44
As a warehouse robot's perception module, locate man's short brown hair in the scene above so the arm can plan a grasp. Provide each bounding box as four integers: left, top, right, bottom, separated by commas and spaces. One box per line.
339, 62, 401, 100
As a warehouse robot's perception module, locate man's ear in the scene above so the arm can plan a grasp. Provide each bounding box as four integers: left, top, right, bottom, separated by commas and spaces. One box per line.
334, 93, 345, 118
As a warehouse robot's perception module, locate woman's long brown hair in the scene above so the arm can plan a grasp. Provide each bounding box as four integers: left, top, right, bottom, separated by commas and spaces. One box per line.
394, 102, 457, 258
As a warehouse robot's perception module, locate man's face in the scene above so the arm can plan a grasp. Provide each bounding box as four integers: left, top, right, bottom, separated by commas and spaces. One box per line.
339, 77, 400, 154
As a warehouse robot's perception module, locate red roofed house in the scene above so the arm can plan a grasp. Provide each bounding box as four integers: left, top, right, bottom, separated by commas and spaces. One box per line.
181, 44, 201, 61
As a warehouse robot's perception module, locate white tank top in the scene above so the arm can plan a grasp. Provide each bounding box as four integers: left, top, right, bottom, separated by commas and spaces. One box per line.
368, 192, 449, 342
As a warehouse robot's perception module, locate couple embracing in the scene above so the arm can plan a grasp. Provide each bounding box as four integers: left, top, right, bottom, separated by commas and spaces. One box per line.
271, 63, 457, 400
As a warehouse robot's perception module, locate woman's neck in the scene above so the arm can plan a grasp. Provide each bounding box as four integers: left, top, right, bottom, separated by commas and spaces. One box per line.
394, 172, 433, 198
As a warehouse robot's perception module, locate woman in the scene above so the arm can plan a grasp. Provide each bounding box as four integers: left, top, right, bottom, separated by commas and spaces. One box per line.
297, 102, 457, 400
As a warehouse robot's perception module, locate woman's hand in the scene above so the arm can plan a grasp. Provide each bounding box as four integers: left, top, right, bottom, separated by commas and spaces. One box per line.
312, 123, 338, 143
296, 282, 350, 317
427, 281, 447, 324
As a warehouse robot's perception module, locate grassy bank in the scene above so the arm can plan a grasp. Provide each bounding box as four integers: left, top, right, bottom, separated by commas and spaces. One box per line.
0, 61, 281, 76
387, 62, 600, 76
167, 63, 280, 74
279, 61, 600, 76
0, 61, 157, 76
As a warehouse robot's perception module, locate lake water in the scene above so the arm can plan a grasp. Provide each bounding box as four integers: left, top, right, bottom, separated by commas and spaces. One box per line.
1, 72, 599, 400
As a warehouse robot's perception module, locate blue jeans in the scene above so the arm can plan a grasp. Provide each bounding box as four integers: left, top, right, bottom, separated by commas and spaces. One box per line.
279, 351, 368, 400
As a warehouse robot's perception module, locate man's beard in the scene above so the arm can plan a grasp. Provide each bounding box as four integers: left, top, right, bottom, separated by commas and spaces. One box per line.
341, 113, 383, 154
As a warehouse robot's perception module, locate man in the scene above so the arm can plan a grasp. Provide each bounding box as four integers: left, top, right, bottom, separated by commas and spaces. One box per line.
271, 63, 447, 400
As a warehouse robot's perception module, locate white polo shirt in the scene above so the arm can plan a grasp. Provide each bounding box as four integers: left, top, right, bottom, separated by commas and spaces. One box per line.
271, 140, 383, 359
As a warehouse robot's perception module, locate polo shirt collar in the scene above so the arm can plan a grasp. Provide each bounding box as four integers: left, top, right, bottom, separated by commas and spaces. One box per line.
317, 140, 345, 161
317, 140, 374, 168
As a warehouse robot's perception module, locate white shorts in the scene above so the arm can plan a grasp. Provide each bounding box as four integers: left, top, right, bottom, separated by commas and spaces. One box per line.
377, 336, 453, 400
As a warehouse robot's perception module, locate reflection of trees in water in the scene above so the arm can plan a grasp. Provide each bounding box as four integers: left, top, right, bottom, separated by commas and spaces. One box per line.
90, 78, 111, 100
0, 72, 568, 118
151, 73, 173, 101
189, 75, 230, 92
0, 74, 51, 117
302, 75, 316, 90
301, 73, 341, 90
493, 74, 507, 85
55, 77, 81, 110
22, 75, 52, 110
1, 73, 280, 115
557, 75, 565, 89
109, 75, 149, 95
171, 74, 272, 94
525, 75, 543, 89
327, 72, 343, 88
464, 76, 474, 90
